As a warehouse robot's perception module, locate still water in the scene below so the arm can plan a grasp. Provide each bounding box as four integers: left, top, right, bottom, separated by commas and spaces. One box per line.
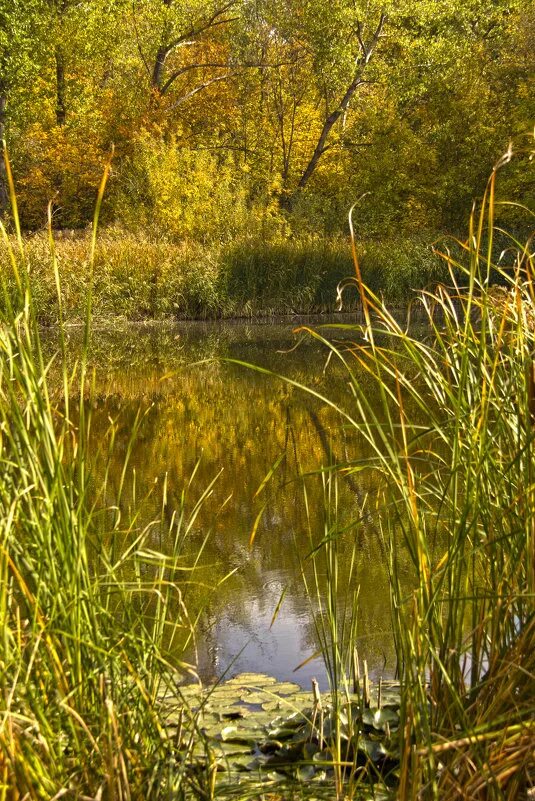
71, 317, 397, 690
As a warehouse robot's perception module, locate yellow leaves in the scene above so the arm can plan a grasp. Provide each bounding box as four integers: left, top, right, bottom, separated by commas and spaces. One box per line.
14, 123, 106, 229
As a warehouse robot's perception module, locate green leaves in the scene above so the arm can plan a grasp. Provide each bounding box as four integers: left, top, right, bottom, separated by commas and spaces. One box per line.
162, 673, 402, 789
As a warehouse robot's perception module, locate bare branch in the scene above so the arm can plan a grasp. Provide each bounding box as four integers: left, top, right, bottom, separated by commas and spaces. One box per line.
166, 73, 234, 111
151, 0, 238, 92
161, 56, 306, 96
163, 2, 238, 57
356, 12, 387, 64
131, 0, 152, 80
161, 62, 230, 95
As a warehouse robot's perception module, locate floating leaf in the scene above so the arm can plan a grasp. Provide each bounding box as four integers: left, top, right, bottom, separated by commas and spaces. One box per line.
266, 771, 287, 783
240, 691, 271, 705
261, 699, 286, 713
362, 707, 399, 731
270, 710, 307, 730
296, 764, 317, 781
272, 681, 301, 696
213, 742, 254, 757
209, 686, 251, 703
220, 725, 238, 741
312, 748, 333, 764
226, 673, 278, 687
357, 738, 389, 763
263, 693, 310, 713
302, 742, 319, 760
267, 726, 300, 740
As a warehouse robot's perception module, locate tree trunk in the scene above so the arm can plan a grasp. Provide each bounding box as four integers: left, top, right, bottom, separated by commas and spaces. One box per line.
55, 45, 67, 125
296, 73, 365, 193
151, 43, 170, 94
0, 89, 9, 216
289, 13, 386, 206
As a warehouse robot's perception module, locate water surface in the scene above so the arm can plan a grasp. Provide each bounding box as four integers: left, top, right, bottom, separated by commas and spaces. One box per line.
66, 317, 399, 689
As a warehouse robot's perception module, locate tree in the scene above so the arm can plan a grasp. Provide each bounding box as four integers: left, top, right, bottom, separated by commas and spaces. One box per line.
131, 0, 239, 105
0, 0, 44, 213
295, 11, 386, 197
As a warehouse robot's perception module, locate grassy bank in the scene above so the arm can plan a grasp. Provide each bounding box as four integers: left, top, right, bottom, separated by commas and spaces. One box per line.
0, 229, 445, 323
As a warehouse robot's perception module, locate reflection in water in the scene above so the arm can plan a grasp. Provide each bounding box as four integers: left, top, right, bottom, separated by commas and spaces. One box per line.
53, 319, 399, 689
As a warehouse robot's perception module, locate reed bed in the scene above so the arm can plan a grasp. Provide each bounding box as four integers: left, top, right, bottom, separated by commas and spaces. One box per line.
290, 143, 535, 799
0, 152, 224, 799
0, 230, 444, 323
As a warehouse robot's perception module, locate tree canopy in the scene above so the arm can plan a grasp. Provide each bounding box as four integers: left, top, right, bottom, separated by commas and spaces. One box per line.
1, 0, 532, 235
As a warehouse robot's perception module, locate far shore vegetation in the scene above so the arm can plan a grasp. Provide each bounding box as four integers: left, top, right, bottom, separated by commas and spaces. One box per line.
1, 228, 449, 321
0, 0, 533, 319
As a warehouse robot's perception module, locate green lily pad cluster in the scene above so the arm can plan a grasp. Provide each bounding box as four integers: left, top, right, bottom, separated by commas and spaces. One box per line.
160, 672, 401, 795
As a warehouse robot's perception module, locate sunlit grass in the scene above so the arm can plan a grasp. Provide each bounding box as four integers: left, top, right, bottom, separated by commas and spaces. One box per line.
0, 146, 224, 798
0, 228, 446, 323
293, 140, 535, 800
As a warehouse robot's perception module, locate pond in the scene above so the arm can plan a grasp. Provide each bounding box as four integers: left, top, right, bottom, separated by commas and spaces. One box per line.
63, 316, 399, 691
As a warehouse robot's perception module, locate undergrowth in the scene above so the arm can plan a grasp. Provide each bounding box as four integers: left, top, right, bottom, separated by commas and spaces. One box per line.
0, 229, 446, 323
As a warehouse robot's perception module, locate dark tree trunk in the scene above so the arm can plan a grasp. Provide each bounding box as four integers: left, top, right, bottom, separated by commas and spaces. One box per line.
151, 0, 174, 95
151, 43, 170, 95
288, 13, 386, 207
55, 46, 67, 125
296, 73, 365, 193
0, 89, 9, 216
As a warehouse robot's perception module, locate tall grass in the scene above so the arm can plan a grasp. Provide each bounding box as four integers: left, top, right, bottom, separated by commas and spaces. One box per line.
0, 149, 221, 798
292, 143, 535, 799
0, 230, 446, 323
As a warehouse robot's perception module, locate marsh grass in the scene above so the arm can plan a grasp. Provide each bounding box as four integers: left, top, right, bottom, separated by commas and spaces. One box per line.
290, 143, 535, 799
0, 149, 224, 798
232, 140, 534, 800
298, 472, 362, 794
0, 230, 446, 323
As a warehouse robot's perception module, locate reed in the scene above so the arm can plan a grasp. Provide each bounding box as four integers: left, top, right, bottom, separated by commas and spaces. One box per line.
290, 140, 535, 799
0, 147, 220, 798
0, 229, 445, 323
298, 471, 363, 795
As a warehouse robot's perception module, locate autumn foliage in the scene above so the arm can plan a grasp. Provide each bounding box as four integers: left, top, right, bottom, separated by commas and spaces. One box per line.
0, 0, 532, 244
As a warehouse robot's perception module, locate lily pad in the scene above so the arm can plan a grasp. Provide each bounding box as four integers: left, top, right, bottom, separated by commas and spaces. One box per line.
302, 742, 319, 760
207, 685, 251, 703
262, 692, 310, 713
362, 707, 399, 731
312, 748, 333, 764
240, 691, 273, 705
267, 725, 302, 740
265, 771, 288, 783
225, 673, 278, 687
212, 742, 255, 756
220, 725, 239, 741
261, 699, 288, 713
224, 753, 268, 772
271, 681, 302, 695
216, 727, 264, 745
296, 764, 317, 781
358, 737, 389, 763
270, 710, 308, 729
